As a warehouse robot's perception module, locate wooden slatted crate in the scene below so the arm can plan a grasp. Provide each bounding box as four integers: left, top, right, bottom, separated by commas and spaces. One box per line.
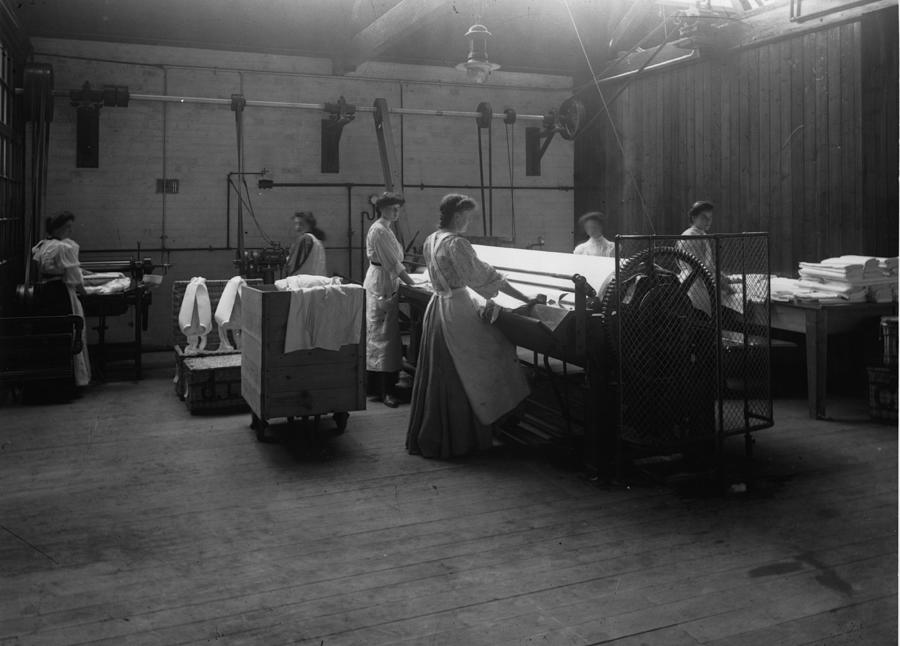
241, 284, 366, 439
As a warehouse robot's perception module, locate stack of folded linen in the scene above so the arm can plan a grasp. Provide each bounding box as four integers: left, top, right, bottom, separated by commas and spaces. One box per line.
797, 255, 898, 303
821, 255, 898, 278
770, 276, 853, 304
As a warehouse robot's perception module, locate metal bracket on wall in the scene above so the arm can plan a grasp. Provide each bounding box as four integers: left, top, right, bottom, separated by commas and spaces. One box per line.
321, 96, 357, 173
68, 81, 129, 168
525, 97, 584, 176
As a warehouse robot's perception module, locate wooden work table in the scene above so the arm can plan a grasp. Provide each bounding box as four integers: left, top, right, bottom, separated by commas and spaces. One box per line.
771, 300, 896, 419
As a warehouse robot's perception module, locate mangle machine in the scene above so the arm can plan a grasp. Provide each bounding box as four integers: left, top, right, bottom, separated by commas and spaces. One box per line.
400, 233, 774, 475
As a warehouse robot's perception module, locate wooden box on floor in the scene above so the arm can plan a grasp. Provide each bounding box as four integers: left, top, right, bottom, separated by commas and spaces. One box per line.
172, 278, 262, 412
867, 365, 898, 423
241, 284, 366, 438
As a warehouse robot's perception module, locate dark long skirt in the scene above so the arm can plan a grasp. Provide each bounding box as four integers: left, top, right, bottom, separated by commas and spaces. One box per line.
405, 298, 492, 459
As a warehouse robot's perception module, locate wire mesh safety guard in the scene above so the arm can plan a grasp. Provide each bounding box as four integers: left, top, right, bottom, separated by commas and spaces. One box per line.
608, 234, 772, 452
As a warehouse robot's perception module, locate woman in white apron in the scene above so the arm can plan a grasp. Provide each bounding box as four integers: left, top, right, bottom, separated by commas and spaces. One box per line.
31, 211, 91, 386
285, 211, 327, 276
406, 194, 536, 459
364, 192, 415, 408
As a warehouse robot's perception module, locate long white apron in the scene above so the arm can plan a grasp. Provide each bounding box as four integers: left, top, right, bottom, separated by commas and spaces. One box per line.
428, 237, 529, 425
67, 284, 91, 386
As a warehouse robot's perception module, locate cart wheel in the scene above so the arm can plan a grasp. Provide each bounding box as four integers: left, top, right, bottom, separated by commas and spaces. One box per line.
251, 414, 271, 442
333, 412, 349, 435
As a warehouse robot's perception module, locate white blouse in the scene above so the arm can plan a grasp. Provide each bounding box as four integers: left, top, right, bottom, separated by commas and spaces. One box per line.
424, 231, 505, 299
363, 219, 405, 298
32, 238, 83, 287
573, 236, 615, 258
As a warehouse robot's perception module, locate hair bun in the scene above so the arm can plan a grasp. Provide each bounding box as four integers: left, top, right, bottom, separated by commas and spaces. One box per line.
438, 193, 477, 228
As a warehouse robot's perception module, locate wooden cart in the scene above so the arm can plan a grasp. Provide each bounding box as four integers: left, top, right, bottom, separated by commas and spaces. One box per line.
240, 284, 366, 441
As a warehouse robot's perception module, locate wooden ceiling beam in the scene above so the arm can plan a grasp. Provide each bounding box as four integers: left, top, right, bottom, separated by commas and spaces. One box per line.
337, 0, 450, 73
608, 0, 657, 52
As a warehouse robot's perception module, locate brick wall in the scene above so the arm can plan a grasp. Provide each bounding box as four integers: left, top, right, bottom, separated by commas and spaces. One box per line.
34, 38, 574, 347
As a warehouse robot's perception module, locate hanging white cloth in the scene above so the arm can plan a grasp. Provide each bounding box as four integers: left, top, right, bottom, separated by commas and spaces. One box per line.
214, 275, 247, 351
178, 277, 211, 354
283, 284, 365, 353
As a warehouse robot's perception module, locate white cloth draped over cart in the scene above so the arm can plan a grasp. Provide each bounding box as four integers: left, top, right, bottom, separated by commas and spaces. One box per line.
214, 275, 247, 351
283, 283, 364, 353
32, 237, 91, 386
178, 277, 211, 354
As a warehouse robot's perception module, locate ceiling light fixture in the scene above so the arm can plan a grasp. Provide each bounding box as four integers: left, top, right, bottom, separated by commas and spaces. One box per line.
455, 23, 500, 84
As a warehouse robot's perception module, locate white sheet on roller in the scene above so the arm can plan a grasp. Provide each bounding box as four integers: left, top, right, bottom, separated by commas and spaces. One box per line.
471, 245, 616, 307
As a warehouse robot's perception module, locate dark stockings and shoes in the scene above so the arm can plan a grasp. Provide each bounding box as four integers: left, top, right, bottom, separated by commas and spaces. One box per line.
367, 370, 401, 408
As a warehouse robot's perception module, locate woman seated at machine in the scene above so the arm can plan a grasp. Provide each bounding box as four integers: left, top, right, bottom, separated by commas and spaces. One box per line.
285, 211, 327, 276
573, 211, 614, 257
406, 194, 539, 459
31, 211, 91, 386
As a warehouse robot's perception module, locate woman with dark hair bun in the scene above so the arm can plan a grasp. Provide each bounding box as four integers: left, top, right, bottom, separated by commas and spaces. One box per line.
406, 194, 537, 459
285, 211, 327, 276
364, 191, 415, 408
31, 211, 91, 386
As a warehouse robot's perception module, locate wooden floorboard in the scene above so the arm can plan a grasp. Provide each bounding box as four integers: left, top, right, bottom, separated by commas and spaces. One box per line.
0, 353, 895, 645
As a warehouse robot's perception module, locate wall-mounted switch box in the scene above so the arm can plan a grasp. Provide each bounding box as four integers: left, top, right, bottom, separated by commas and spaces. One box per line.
156, 179, 180, 194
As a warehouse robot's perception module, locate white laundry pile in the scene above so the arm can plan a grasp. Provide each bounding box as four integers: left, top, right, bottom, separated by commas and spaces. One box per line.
83, 276, 132, 295
82, 271, 132, 295
274, 274, 341, 291
793, 255, 898, 303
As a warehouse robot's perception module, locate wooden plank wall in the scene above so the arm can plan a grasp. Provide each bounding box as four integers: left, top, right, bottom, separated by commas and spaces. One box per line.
0, 20, 26, 313
861, 6, 899, 259
577, 7, 898, 274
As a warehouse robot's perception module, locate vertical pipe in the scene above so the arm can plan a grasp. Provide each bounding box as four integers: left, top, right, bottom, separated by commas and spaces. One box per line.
765, 234, 772, 425
235, 73, 245, 264
477, 126, 487, 235
160, 68, 168, 255
225, 174, 231, 249
346, 184, 352, 280
488, 121, 493, 236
